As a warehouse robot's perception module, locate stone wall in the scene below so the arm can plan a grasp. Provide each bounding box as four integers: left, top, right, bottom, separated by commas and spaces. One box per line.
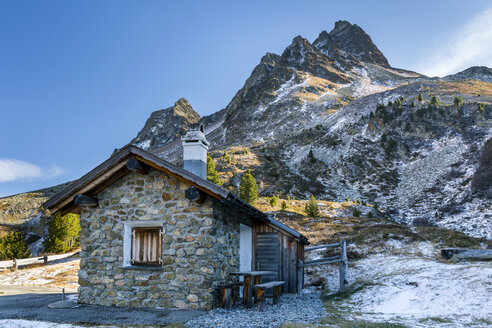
78, 168, 240, 310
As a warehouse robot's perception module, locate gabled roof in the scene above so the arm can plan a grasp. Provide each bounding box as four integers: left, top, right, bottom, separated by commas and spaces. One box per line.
43, 145, 308, 244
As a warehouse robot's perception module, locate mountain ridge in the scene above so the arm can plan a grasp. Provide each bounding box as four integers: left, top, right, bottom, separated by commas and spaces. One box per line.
128, 21, 491, 239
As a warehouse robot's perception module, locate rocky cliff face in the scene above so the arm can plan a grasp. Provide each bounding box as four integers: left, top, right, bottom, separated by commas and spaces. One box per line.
131, 98, 200, 151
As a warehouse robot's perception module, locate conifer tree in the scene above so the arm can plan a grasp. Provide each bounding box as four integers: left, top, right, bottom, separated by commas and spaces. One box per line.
269, 195, 278, 207
454, 96, 464, 108
207, 155, 223, 186
281, 201, 287, 211
0, 231, 32, 260
206, 154, 216, 176
44, 213, 81, 253
417, 93, 424, 102
239, 170, 258, 205
307, 149, 316, 163
430, 96, 441, 108
305, 195, 320, 218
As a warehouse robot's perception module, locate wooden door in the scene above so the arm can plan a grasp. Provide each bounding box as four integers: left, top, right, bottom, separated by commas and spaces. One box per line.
255, 232, 279, 285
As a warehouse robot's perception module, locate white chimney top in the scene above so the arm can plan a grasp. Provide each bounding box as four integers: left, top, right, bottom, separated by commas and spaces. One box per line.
182, 124, 209, 179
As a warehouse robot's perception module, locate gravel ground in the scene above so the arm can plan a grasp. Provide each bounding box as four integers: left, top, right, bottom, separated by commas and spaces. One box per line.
185, 289, 325, 328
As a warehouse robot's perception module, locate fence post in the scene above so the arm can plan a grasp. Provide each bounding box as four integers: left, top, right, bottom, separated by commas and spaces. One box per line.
339, 238, 348, 293
12, 258, 17, 271
43, 254, 48, 265
297, 259, 303, 297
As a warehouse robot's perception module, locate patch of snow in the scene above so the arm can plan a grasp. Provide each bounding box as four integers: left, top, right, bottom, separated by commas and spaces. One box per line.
136, 139, 151, 149
0, 258, 79, 288
315, 243, 492, 327
0, 320, 91, 328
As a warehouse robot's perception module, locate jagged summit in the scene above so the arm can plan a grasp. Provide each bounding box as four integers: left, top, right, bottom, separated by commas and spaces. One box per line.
131, 98, 200, 150
314, 20, 390, 68
280, 35, 353, 83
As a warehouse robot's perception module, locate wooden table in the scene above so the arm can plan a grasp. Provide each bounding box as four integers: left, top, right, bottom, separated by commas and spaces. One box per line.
229, 271, 276, 308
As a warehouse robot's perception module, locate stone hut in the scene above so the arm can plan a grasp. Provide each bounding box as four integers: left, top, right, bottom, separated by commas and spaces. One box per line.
43, 126, 308, 310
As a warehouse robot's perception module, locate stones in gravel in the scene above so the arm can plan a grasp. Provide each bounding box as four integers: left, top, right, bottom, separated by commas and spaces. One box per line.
185, 290, 325, 328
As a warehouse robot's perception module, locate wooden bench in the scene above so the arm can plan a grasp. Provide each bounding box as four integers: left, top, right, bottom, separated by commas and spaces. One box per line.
216, 282, 243, 309
253, 281, 285, 311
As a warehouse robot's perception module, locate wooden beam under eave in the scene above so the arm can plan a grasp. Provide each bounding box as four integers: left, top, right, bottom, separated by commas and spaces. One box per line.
185, 186, 207, 203
126, 158, 149, 175
49, 160, 129, 214
74, 194, 99, 207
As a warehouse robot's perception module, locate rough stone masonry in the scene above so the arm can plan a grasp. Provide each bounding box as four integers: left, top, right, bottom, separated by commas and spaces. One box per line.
77, 168, 240, 310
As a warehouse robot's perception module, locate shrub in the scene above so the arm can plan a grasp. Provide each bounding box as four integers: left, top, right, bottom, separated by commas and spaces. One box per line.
430, 96, 441, 108
305, 195, 320, 218
394, 99, 402, 110
381, 108, 389, 123
367, 211, 374, 218
0, 231, 32, 260
269, 195, 279, 207
373, 202, 379, 210
352, 208, 361, 217
240, 170, 258, 204
454, 96, 464, 108
242, 148, 249, 154
281, 201, 287, 211
223, 151, 232, 164
384, 137, 397, 156
44, 213, 80, 253
478, 103, 486, 112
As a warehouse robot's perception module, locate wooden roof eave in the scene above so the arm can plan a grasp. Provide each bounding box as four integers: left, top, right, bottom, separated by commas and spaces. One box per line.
43, 145, 228, 214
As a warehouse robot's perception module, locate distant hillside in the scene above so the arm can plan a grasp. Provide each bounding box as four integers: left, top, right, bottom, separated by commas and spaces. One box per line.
0, 182, 71, 225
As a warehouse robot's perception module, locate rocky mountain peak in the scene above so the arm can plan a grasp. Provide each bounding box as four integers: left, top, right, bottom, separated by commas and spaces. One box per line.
172, 97, 200, 120
281, 35, 315, 64
314, 20, 390, 68
279, 34, 352, 83
131, 98, 200, 150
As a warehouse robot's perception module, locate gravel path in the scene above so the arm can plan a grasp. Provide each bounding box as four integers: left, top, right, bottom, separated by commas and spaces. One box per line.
185, 289, 325, 328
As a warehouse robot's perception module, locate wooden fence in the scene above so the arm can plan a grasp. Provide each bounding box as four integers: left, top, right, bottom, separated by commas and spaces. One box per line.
297, 238, 348, 296
0, 251, 79, 271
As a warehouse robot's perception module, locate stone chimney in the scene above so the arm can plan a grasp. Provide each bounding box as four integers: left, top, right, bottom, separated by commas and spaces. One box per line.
182, 124, 209, 179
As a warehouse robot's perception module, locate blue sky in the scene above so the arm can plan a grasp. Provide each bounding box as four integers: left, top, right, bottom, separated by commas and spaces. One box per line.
1, 0, 491, 197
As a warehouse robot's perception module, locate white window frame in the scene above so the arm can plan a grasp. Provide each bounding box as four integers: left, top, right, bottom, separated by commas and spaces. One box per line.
122, 221, 165, 267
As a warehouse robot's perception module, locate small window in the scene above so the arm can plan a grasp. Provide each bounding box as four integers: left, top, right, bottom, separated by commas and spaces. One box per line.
131, 227, 162, 266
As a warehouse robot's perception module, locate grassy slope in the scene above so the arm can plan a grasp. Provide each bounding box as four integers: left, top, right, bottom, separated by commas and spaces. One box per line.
0, 182, 71, 225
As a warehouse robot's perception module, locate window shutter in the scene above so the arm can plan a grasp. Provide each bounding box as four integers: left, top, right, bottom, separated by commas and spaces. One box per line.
131, 227, 162, 266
